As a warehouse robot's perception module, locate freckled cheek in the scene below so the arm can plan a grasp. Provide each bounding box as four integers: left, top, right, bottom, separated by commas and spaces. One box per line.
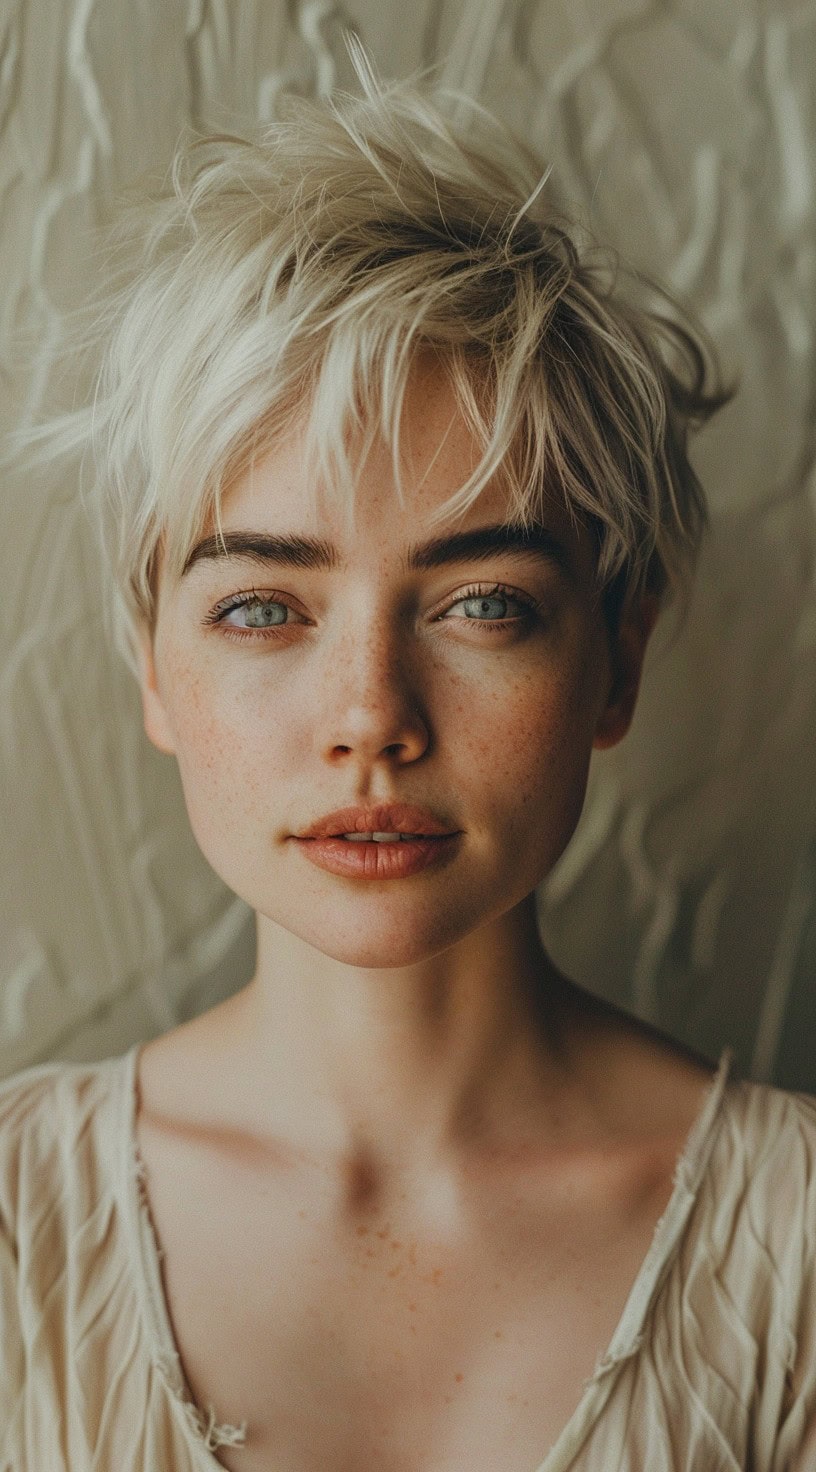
165, 674, 293, 836
460, 668, 597, 854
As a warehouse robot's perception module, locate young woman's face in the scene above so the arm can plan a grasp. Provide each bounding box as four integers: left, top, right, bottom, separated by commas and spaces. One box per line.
138, 361, 651, 968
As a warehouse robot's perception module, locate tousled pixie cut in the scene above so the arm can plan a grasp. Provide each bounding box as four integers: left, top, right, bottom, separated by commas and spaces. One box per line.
18, 50, 732, 672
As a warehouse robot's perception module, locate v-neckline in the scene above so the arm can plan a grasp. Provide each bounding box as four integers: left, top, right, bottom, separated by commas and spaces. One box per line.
116, 1039, 734, 1471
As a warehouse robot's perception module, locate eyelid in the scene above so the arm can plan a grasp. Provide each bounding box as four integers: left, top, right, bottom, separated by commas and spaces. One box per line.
435, 581, 538, 619
201, 587, 306, 625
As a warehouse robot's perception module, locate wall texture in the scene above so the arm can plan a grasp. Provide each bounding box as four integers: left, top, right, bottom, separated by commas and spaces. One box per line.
1, 0, 815, 1085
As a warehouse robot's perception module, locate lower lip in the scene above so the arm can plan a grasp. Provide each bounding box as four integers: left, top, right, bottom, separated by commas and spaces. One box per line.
292, 834, 462, 880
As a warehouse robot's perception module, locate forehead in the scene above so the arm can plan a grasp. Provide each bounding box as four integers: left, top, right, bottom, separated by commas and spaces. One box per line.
215, 356, 581, 557
232, 360, 481, 522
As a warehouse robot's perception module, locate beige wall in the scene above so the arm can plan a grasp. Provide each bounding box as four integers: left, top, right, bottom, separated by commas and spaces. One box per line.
2, 0, 815, 1085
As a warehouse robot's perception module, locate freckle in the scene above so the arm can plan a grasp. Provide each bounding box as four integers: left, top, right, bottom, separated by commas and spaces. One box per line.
444, 1394, 453, 1404
376, 1223, 390, 1239
494, 1330, 503, 1339
390, 1240, 401, 1250
454, 1372, 464, 1384
408, 1302, 417, 1312
356, 1225, 369, 1236
365, 1247, 376, 1257
298, 1209, 307, 1219
387, 1265, 401, 1277
508, 1392, 517, 1403
493, 1281, 501, 1290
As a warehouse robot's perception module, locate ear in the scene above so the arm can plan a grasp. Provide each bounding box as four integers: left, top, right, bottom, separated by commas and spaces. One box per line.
135, 622, 177, 755
593, 592, 660, 751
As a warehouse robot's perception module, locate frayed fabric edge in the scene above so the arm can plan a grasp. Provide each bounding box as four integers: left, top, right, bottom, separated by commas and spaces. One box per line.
127, 1066, 249, 1454
179, 1399, 248, 1451
584, 1047, 735, 1386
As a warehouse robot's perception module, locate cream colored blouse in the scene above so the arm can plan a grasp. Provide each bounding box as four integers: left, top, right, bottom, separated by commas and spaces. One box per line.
1, 1042, 816, 1471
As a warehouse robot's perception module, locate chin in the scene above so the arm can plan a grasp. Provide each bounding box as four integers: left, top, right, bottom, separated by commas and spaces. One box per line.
263, 902, 476, 970
310, 928, 462, 971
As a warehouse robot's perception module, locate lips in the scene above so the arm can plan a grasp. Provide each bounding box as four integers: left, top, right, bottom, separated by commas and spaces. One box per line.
295, 804, 458, 840
291, 804, 462, 879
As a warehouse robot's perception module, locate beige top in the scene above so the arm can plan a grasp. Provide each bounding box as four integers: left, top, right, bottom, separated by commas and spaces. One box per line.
1, 1042, 816, 1471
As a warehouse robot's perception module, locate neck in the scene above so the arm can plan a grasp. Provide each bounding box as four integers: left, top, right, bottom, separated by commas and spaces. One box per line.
218, 893, 581, 1177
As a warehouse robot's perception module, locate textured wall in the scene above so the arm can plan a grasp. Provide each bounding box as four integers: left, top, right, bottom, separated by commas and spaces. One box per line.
1, 0, 815, 1085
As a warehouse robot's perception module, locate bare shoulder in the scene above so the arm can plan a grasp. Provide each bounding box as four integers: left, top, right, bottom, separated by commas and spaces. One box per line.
136, 992, 250, 1129
557, 980, 721, 1147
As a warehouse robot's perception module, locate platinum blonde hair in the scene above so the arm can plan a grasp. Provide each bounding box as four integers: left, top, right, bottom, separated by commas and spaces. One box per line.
16, 51, 731, 672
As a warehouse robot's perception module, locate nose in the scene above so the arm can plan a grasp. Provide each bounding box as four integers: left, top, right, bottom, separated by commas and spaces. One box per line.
316, 618, 431, 767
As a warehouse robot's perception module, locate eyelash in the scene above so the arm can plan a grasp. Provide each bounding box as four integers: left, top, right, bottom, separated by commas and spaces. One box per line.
201, 583, 541, 642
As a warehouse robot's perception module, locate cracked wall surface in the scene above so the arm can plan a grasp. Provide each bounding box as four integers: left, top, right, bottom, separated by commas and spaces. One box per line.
1, 0, 815, 1085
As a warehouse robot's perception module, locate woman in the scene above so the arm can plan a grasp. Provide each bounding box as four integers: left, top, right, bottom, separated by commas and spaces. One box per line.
2, 60, 815, 1472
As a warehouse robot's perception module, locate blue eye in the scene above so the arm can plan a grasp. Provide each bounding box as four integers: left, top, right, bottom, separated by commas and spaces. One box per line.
202, 591, 304, 639
457, 593, 512, 620
443, 585, 534, 625
226, 598, 290, 628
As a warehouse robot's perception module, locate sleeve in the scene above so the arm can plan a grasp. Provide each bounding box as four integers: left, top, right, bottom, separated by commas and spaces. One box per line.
788, 1416, 816, 1472
0, 1213, 25, 1463
765, 1092, 816, 1472
0, 1063, 65, 1469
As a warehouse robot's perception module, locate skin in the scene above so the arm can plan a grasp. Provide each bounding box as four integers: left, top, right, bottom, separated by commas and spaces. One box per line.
136, 355, 662, 1182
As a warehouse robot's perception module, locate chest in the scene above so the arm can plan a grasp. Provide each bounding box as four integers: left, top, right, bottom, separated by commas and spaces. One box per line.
136, 1123, 675, 1472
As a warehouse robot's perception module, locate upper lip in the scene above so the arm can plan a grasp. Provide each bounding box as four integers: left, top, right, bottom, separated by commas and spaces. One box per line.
296, 804, 458, 838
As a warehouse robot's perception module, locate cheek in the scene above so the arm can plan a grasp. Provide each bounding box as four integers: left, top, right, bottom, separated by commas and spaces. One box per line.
162, 665, 283, 856
461, 656, 601, 855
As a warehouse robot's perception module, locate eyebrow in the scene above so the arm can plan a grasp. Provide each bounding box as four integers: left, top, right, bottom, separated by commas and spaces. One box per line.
181, 523, 569, 577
